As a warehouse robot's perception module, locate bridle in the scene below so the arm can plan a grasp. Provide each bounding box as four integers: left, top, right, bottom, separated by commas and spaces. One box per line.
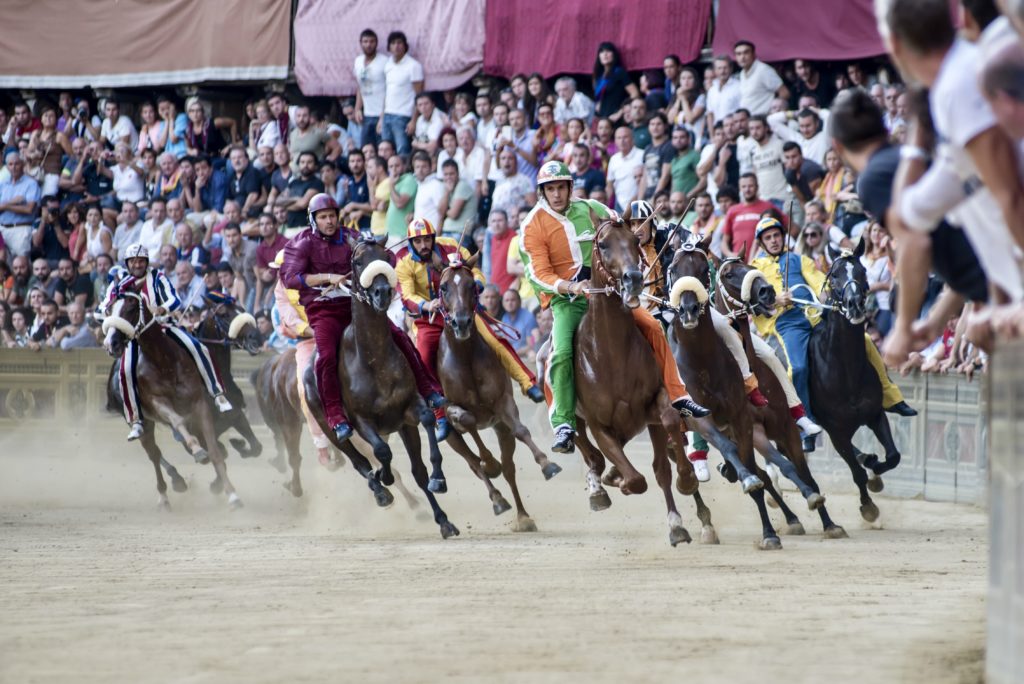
820, 255, 866, 324
715, 257, 755, 320
666, 240, 712, 318
192, 303, 258, 351
584, 220, 644, 301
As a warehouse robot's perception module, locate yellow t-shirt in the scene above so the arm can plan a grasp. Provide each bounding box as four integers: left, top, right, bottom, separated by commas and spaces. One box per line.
507, 234, 535, 302
371, 177, 390, 237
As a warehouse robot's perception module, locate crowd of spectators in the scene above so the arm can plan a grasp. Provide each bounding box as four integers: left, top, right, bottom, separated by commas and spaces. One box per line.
2, 2, 1022, 381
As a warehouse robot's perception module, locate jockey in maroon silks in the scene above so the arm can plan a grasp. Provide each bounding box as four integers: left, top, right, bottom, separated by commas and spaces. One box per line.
279, 193, 448, 443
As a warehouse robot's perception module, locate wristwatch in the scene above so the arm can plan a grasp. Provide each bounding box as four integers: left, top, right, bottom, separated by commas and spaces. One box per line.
899, 145, 930, 163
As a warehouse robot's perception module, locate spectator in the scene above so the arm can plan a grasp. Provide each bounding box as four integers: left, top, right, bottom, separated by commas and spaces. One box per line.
28, 258, 60, 299
78, 205, 112, 274
53, 258, 93, 309
816, 148, 856, 223
48, 301, 98, 349
254, 212, 288, 310
184, 154, 229, 218
217, 262, 246, 304
57, 137, 88, 205
226, 144, 265, 217
721, 173, 780, 261
106, 142, 146, 212
479, 283, 503, 320
267, 93, 293, 144
510, 74, 528, 109
30, 195, 70, 267
979, 21, 1024, 138
483, 210, 517, 293
454, 126, 486, 197
641, 113, 673, 199
861, 221, 894, 336
139, 197, 173, 256
782, 142, 825, 204
553, 76, 595, 126
662, 54, 682, 105
62, 202, 85, 263
668, 125, 702, 199
734, 41, 789, 116
706, 55, 742, 127
154, 152, 185, 201
353, 29, 387, 147
5, 256, 30, 306
491, 148, 536, 216
137, 101, 166, 154
593, 42, 639, 121
27, 103, 71, 198
533, 103, 559, 166
62, 98, 101, 144
767, 106, 832, 165
451, 92, 478, 129
501, 288, 537, 354
69, 142, 115, 210
248, 100, 281, 155
380, 31, 424, 155
367, 156, 389, 238
91, 253, 113, 303
412, 93, 448, 155
411, 150, 445, 228
385, 154, 417, 245
667, 67, 707, 144
0, 151, 42, 257
570, 144, 605, 199
157, 96, 189, 158
174, 261, 206, 308
264, 144, 294, 209
523, 73, 555, 125
794, 221, 829, 272
100, 98, 138, 151
113, 201, 143, 265
220, 222, 257, 297
435, 128, 459, 181
175, 222, 209, 269
737, 114, 789, 205
687, 192, 727, 256
437, 159, 477, 238
496, 108, 538, 183
281, 151, 325, 229
606, 126, 644, 212
338, 150, 370, 231
184, 97, 230, 157
28, 299, 66, 350
475, 93, 497, 148
6, 306, 31, 347
882, 83, 905, 132
25, 287, 46, 330
792, 59, 835, 109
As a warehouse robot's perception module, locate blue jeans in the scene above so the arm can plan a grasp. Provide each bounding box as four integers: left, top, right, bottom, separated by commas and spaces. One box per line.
360, 116, 380, 148
774, 310, 814, 423
381, 114, 411, 155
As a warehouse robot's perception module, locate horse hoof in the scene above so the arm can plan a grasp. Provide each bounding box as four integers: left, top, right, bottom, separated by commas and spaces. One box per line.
867, 476, 885, 493
373, 487, 395, 508
492, 497, 512, 516
786, 522, 806, 536
806, 493, 826, 510
428, 478, 447, 494
861, 453, 881, 471
482, 457, 502, 479
282, 481, 303, 498
717, 461, 738, 483
675, 472, 699, 496
379, 469, 395, 487
541, 462, 562, 480
439, 521, 461, 539
170, 477, 188, 493
513, 517, 538, 533
602, 466, 623, 487
156, 498, 171, 512
700, 525, 720, 545
193, 449, 210, 465
620, 475, 648, 495
824, 525, 849, 539
228, 493, 243, 510
669, 526, 692, 547
209, 479, 224, 495
759, 536, 783, 551
741, 475, 764, 494
766, 495, 780, 509
860, 502, 880, 523
589, 490, 612, 511
269, 456, 288, 474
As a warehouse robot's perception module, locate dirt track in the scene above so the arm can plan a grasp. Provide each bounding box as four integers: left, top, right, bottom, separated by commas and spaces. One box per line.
0, 415, 986, 684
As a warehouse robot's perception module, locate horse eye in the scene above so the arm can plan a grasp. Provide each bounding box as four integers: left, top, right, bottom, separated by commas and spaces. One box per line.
597, 240, 609, 250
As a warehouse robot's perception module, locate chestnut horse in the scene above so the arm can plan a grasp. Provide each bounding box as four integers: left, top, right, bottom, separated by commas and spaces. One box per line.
303, 236, 458, 539
102, 291, 241, 509
436, 254, 561, 532
572, 212, 714, 547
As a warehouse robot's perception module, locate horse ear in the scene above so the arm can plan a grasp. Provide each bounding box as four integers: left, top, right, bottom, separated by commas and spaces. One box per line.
707, 248, 722, 270
852, 235, 866, 259
827, 244, 841, 262
739, 241, 748, 260
589, 206, 601, 229
698, 233, 713, 254
621, 202, 633, 222
464, 250, 481, 269
346, 232, 358, 250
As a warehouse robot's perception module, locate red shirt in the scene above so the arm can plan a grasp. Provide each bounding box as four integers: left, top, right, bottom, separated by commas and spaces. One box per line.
256, 233, 289, 270
722, 199, 783, 261
489, 230, 517, 294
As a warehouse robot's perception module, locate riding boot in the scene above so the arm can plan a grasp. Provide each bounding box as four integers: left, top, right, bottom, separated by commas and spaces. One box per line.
214, 393, 233, 413
551, 424, 576, 454
790, 404, 822, 435
388, 319, 444, 398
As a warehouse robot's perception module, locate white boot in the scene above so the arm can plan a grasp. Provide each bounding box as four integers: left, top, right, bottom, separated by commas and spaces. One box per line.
126, 421, 144, 441
214, 394, 233, 413
796, 415, 823, 436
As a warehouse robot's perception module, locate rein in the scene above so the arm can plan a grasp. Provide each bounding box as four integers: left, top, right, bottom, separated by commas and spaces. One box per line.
581, 221, 641, 300
715, 258, 752, 321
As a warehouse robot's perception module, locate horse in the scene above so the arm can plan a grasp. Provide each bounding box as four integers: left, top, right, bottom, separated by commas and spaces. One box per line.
101, 290, 241, 510
571, 210, 714, 547
435, 253, 561, 532
667, 237, 845, 547
808, 243, 900, 523
302, 236, 458, 539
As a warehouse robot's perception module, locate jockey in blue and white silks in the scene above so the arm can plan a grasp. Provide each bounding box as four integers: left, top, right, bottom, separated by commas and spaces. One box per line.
102, 243, 232, 441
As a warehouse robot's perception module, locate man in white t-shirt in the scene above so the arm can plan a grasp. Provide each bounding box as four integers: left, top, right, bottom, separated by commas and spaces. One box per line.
475, 94, 497, 152
485, 102, 510, 186
706, 55, 742, 126
491, 148, 536, 216
733, 41, 788, 117
737, 115, 789, 205
353, 28, 387, 147
378, 31, 424, 156
767, 107, 832, 165
100, 99, 138, 151
553, 77, 596, 126
412, 93, 449, 155
411, 150, 444, 228
605, 126, 645, 212
138, 197, 174, 257
113, 200, 143, 263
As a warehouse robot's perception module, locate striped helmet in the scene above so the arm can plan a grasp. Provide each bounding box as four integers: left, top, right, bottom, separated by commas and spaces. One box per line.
755, 216, 785, 241
536, 160, 572, 188
407, 217, 436, 239
123, 243, 149, 261
628, 200, 654, 221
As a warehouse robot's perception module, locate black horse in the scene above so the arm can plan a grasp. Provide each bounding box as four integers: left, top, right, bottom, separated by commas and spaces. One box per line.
808, 242, 900, 523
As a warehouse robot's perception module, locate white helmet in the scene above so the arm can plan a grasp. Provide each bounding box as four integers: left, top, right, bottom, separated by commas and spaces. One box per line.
123, 244, 150, 261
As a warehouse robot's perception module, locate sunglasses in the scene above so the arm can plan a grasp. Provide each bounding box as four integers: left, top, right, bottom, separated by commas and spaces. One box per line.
806, 232, 821, 238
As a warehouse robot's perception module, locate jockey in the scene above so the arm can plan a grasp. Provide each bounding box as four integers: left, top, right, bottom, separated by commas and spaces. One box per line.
626, 200, 667, 315
395, 217, 545, 408
520, 160, 710, 455
269, 249, 333, 467
750, 216, 917, 425
279, 193, 447, 445
103, 243, 233, 441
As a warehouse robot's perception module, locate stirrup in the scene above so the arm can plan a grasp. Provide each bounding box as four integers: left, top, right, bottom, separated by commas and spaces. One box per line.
126, 422, 144, 442
214, 394, 233, 413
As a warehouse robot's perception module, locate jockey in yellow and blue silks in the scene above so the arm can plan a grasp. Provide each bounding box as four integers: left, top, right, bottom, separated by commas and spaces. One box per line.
750, 217, 917, 424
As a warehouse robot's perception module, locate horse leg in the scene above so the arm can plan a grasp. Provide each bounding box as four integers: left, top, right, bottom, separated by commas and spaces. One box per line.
353, 418, 396, 488
752, 424, 823, 510
687, 417, 763, 493
588, 424, 646, 495
575, 421, 611, 511
140, 421, 170, 510
419, 408, 448, 494
338, 438, 394, 508
865, 411, 902, 477
656, 398, 697, 496
500, 394, 561, 480
267, 430, 289, 474
398, 423, 459, 539
196, 406, 241, 509
159, 456, 188, 493
648, 424, 690, 546
227, 412, 263, 459
447, 428, 511, 516
749, 484, 783, 550
691, 489, 720, 544
282, 422, 303, 498
775, 434, 847, 538
493, 423, 536, 532
830, 431, 879, 523
467, 428, 502, 480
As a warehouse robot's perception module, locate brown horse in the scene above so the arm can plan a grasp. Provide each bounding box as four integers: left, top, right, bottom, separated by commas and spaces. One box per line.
303, 236, 458, 539
436, 254, 561, 532
667, 237, 840, 548
102, 291, 241, 509
572, 212, 714, 547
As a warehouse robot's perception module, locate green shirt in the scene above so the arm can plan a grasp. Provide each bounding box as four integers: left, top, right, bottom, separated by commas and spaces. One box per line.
520, 198, 611, 296
386, 173, 418, 238
441, 180, 478, 236
670, 148, 700, 195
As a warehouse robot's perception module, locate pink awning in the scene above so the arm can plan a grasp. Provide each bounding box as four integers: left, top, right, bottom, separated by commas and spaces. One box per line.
294, 0, 486, 97
484, 0, 711, 79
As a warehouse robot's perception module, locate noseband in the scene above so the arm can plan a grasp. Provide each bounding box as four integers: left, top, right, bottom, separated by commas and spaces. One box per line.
666, 241, 711, 317
586, 221, 645, 301
822, 256, 866, 323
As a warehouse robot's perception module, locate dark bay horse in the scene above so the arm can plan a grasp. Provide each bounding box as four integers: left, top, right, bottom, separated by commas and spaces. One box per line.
572, 212, 715, 546
303, 236, 458, 539
668, 238, 845, 547
436, 253, 561, 532
102, 291, 241, 509
809, 243, 901, 523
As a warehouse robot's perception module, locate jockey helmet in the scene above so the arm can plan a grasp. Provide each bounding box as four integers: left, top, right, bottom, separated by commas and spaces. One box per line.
536, 160, 572, 188
628, 200, 654, 222
407, 217, 436, 240
755, 216, 785, 242
123, 243, 150, 261
307, 193, 339, 231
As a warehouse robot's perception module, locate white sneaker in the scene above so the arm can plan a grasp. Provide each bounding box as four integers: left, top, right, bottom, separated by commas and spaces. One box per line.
796, 415, 823, 436
127, 422, 144, 441
689, 456, 711, 482
214, 394, 233, 413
